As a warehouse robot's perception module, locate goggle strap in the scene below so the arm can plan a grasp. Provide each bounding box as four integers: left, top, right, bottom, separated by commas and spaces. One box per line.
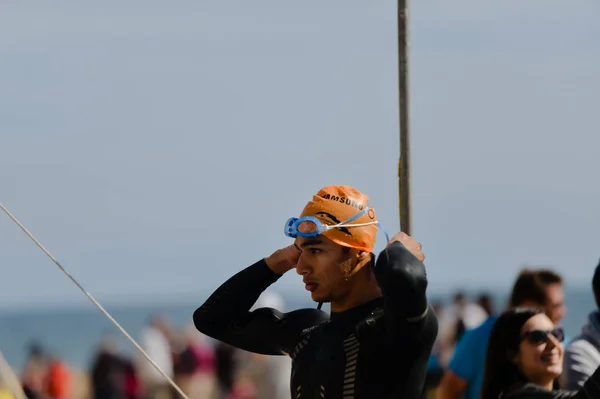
377, 221, 391, 243
339, 204, 370, 225
284, 205, 391, 243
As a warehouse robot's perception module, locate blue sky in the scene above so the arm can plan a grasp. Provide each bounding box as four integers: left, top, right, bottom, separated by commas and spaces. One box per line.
1, 1, 599, 310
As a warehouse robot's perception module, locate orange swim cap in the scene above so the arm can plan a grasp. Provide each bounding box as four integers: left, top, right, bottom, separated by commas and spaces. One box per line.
299, 185, 378, 253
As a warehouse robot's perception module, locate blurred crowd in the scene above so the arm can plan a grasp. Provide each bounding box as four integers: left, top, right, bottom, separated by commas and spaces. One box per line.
1, 292, 291, 399
2, 260, 600, 399
424, 260, 600, 399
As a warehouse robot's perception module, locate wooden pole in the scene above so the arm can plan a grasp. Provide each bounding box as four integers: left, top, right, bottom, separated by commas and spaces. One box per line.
397, 0, 412, 234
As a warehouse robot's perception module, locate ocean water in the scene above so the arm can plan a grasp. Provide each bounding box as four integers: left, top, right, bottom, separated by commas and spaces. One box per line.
0, 287, 596, 373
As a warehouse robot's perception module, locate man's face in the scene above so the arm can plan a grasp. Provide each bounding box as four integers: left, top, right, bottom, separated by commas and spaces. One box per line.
543, 283, 566, 325
294, 235, 357, 303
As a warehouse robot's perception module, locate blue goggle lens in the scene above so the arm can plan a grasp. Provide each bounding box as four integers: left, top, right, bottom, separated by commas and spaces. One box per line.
284, 216, 323, 238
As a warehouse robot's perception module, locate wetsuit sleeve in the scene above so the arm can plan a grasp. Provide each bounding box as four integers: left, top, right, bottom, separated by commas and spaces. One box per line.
373, 241, 437, 334
193, 259, 328, 356
371, 241, 438, 399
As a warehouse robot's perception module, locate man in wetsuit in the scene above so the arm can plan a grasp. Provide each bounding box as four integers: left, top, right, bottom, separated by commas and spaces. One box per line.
193, 185, 438, 398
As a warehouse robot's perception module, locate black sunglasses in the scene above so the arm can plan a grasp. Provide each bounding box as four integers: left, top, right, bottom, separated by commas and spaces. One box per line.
521, 327, 565, 344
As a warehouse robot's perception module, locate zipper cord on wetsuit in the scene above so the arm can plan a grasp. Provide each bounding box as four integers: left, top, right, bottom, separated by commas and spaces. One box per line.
317, 301, 323, 310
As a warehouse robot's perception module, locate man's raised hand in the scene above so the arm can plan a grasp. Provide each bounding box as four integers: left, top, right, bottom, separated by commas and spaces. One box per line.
387, 232, 425, 262
265, 245, 301, 275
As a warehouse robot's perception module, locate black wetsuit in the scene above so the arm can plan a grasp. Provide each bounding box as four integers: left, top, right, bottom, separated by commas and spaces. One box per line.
193, 241, 439, 399
500, 365, 600, 399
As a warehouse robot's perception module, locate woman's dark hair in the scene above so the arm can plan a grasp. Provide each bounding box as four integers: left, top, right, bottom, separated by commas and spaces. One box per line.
480, 307, 543, 399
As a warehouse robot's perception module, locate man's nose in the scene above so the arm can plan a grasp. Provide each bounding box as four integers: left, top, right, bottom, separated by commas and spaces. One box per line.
554, 305, 566, 324
295, 254, 311, 275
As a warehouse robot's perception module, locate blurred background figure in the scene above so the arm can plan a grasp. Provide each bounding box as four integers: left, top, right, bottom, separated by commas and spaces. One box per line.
135, 316, 173, 399
44, 354, 72, 399
437, 291, 488, 366
20, 344, 46, 399
227, 376, 255, 399
476, 294, 495, 319
171, 324, 216, 399
89, 334, 128, 399
451, 292, 489, 343
239, 291, 290, 399
214, 343, 237, 399
561, 259, 600, 390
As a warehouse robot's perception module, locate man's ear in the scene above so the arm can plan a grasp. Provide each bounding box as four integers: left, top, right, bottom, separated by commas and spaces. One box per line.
347, 251, 373, 277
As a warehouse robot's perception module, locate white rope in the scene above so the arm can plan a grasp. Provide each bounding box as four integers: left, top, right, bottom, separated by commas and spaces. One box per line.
0, 204, 190, 399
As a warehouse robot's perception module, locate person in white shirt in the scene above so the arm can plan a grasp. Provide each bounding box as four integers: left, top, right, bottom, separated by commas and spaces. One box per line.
136, 315, 174, 399
561, 260, 600, 390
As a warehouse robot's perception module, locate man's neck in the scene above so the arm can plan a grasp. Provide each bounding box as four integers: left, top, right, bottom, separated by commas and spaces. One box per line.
330, 280, 382, 313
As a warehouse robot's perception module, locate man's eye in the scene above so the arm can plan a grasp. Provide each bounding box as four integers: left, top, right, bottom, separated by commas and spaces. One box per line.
310, 248, 321, 254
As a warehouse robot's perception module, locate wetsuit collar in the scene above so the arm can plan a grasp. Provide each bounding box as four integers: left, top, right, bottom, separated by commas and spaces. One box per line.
329, 297, 384, 323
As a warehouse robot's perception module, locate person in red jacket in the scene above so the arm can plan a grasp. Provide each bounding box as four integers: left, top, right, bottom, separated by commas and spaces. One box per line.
44, 357, 71, 399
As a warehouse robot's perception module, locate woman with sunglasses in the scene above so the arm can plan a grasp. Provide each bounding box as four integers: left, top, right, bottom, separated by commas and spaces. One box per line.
480, 308, 600, 399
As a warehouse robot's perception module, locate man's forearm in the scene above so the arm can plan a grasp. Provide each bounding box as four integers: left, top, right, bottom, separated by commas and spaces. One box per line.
193, 259, 281, 337
374, 241, 428, 320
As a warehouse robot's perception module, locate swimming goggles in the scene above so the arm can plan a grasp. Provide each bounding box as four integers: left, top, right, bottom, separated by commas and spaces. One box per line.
284, 204, 390, 242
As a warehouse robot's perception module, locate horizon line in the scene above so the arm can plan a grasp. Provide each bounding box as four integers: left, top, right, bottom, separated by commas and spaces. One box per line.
0, 282, 592, 316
